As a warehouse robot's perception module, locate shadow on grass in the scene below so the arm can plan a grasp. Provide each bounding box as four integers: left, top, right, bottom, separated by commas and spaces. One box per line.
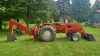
0, 29, 9, 32
21, 37, 71, 42
55, 37, 71, 42
82, 25, 92, 27
2, 36, 92, 43
0, 40, 9, 43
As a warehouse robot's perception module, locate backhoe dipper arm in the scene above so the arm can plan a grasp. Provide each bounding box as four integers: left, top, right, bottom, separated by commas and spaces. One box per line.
8, 19, 39, 42
9, 19, 32, 36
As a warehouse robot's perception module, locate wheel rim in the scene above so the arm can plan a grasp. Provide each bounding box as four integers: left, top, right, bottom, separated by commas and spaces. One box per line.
42, 29, 52, 39
73, 35, 78, 41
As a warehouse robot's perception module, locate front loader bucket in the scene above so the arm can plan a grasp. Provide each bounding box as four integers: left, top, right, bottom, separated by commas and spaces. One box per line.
7, 34, 17, 41
81, 33, 96, 41
87, 33, 96, 41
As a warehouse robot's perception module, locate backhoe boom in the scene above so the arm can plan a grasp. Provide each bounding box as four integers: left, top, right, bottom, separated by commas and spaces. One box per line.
8, 19, 38, 42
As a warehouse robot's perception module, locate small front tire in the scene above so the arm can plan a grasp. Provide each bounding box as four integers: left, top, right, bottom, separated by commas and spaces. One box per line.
71, 33, 80, 41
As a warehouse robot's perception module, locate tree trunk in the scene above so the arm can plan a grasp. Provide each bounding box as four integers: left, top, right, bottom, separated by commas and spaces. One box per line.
0, 19, 2, 30
16, 19, 19, 29
77, 17, 81, 23
50, 17, 52, 23
26, 17, 29, 29
26, 0, 32, 29
63, 16, 65, 23
26, 7, 29, 29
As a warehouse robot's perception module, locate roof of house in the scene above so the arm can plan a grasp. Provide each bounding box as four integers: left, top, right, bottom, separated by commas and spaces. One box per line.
95, 10, 100, 13
89, 10, 100, 17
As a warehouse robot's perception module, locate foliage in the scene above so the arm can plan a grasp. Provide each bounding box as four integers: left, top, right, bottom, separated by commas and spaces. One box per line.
0, 0, 26, 30
19, 19, 26, 25
71, 0, 92, 22
93, 0, 100, 10
34, 0, 59, 22
36, 18, 42, 26
49, 1, 59, 22
2, 21, 8, 28
57, 0, 71, 22
0, 0, 59, 30
0, 0, 96, 30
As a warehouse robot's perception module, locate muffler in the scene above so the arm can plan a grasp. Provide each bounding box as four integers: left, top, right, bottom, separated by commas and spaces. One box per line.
81, 33, 96, 41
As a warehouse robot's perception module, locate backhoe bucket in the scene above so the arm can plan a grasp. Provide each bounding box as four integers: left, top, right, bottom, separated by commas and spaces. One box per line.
81, 33, 96, 41
7, 34, 17, 41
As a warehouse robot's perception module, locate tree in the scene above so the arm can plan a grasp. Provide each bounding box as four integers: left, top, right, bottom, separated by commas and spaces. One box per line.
23, 0, 36, 28
0, 0, 5, 30
0, 0, 59, 30
0, 0, 26, 30
71, 0, 91, 23
0, 0, 36, 29
30, 0, 59, 23
48, 0, 59, 22
57, 0, 71, 22
0, 0, 8, 30
93, 0, 100, 10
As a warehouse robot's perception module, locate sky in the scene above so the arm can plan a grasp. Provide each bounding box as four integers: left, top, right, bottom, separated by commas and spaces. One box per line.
54, 0, 96, 5
90, 0, 96, 4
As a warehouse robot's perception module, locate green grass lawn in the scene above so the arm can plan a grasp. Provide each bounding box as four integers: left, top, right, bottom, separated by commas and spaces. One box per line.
0, 24, 100, 56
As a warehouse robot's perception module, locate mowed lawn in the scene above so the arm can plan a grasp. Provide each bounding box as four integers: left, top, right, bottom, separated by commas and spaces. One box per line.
0, 24, 100, 56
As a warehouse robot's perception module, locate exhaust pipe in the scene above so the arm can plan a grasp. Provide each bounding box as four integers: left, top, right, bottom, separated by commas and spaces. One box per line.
81, 33, 96, 41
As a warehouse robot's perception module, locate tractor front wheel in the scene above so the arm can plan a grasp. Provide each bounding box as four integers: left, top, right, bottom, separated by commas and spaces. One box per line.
39, 25, 56, 42
71, 33, 80, 41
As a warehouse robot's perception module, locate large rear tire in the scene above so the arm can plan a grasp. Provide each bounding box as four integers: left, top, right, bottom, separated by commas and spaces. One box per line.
39, 25, 56, 42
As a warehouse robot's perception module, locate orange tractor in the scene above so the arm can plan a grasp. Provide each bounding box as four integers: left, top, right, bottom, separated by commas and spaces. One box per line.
7, 18, 96, 42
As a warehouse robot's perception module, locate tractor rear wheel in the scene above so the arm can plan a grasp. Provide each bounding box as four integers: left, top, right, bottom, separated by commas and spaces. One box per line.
71, 33, 80, 41
39, 25, 56, 42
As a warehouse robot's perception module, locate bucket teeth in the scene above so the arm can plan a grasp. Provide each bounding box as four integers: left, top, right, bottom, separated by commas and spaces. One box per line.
7, 34, 17, 41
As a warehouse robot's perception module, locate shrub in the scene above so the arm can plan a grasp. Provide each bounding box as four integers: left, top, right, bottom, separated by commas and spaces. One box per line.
36, 18, 42, 26
2, 22, 8, 28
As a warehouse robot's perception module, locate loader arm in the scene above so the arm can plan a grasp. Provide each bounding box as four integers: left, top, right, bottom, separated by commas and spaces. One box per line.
67, 24, 88, 37
76, 24, 95, 41
77, 24, 87, 37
